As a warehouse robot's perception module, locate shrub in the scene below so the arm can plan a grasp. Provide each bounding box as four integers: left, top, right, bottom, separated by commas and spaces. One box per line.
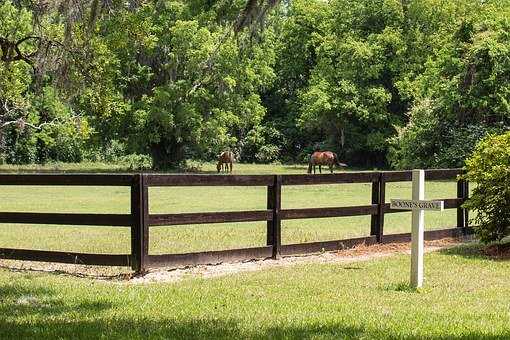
102, 140, 127, 162
463, 131, 510, 243
4, 128, 38, 164
118, 154, 153, 170
387, 99, 442, 169
255, 145, 280, 163
241, 125, 281, 163
38, 122, 89, 163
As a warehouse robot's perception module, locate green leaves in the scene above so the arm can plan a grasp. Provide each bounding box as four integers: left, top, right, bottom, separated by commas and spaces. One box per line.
389, 2, 510, 169
0, 1, 32, 41
464, 131, 510, 243
295, 0, 404, 165
94, 3, 277, 167
1, 0, 508, 168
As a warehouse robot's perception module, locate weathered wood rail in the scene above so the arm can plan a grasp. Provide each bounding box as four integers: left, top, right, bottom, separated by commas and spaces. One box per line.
0, 169, 471, 273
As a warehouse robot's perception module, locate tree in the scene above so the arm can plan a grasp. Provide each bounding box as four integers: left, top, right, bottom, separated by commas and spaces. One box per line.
90, 2, 276, 168
298, 0, 406, 166
388, 2, 510, 169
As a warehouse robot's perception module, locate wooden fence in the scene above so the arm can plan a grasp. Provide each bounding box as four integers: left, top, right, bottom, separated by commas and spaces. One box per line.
0, 169, 470, 273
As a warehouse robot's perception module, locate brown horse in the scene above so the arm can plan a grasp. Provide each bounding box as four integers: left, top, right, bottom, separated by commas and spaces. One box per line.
307, 151, 347, 174
217, 151, 234, 173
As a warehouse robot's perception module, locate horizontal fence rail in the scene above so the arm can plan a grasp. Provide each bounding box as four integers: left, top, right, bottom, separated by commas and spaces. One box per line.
0, 174, 134, 186
146, 174, 275, 187
149, 210, 273, 226
0, 212, 132, 226
146, 246, 273, 268
0, 169, 471, 273
282, 172, 380, 185
0, 248, 130, 266
280, 205, 378, 220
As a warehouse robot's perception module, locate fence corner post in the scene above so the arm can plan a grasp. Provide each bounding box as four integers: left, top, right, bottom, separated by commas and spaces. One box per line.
131, 173, 149, 274
267, 175, 282, 259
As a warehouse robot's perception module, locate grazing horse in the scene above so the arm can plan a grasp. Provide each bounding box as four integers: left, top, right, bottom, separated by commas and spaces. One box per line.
307, 151, 347, 174
217, 151, 234, 173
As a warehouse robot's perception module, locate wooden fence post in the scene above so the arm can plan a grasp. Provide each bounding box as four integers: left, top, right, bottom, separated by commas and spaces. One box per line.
377, 173, 386, 243
464, 180, 469, 230
267, 175, 282, 259
370, 174, 382, 242
131, 173, 149, 273
464, 181, 469, 232
456, 168, 471, 235
456, 177, 464, 230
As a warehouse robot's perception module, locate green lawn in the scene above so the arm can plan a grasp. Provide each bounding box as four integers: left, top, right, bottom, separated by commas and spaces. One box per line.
0, 244, 508, 339
0, 163, 460, 255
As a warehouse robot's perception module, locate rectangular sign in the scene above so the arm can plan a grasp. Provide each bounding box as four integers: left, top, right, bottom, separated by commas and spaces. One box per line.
390, 199, 444, 211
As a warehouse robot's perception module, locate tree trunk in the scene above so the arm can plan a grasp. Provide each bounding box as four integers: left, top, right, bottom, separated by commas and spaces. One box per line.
150, 138, 185, 170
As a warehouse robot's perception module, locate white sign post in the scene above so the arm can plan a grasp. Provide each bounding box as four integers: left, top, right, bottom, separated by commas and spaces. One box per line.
390, 169, 444, 288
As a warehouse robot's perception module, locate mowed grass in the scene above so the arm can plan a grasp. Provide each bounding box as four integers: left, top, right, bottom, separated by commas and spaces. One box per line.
0, 163, 460, 255
1, 244, 509, 339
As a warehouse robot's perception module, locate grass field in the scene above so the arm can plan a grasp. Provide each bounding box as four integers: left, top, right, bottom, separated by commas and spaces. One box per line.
0, 163, 462, 255
0, 243, 508, 339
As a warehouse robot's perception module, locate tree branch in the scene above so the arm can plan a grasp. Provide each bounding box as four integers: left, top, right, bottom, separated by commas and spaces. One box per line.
0, 117, 75, 132
0, 35, 64, 66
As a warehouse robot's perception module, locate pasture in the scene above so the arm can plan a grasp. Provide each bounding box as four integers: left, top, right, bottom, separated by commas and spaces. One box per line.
0, 163, 460, 256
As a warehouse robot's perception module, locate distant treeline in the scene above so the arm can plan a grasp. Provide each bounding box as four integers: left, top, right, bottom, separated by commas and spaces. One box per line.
0, 0, 509, 169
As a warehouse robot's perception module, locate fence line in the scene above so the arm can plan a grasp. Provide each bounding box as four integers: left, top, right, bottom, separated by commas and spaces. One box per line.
0, 169, 470, 273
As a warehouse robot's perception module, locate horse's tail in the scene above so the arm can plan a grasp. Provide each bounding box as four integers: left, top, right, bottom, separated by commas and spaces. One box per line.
307, 155, 313, 174
332, 152, 341, 167
333, 152, 348, 168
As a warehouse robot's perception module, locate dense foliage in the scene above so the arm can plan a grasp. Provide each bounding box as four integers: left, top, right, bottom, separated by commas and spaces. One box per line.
464, 131, 510, 243
0, 0, 509, 168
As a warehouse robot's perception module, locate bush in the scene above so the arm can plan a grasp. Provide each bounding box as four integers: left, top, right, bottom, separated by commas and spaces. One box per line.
83, 140, 126, 163
463, 131, 510, 243
387, 99, 442, 169
102, 140, 127, 162
38, 122, 89, 163
255, 145, 280, 163
240, 125, 281, 163
4, 128, 38, 164
118, 154, 153, 170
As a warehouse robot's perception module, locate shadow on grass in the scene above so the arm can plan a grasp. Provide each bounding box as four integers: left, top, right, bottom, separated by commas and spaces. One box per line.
439, 243, 487, 259
0, 284, 112, 321
440, 241, 510, 263
1, 283, 509, 340
0, 264, 132, 281
2, 316, 509, 339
